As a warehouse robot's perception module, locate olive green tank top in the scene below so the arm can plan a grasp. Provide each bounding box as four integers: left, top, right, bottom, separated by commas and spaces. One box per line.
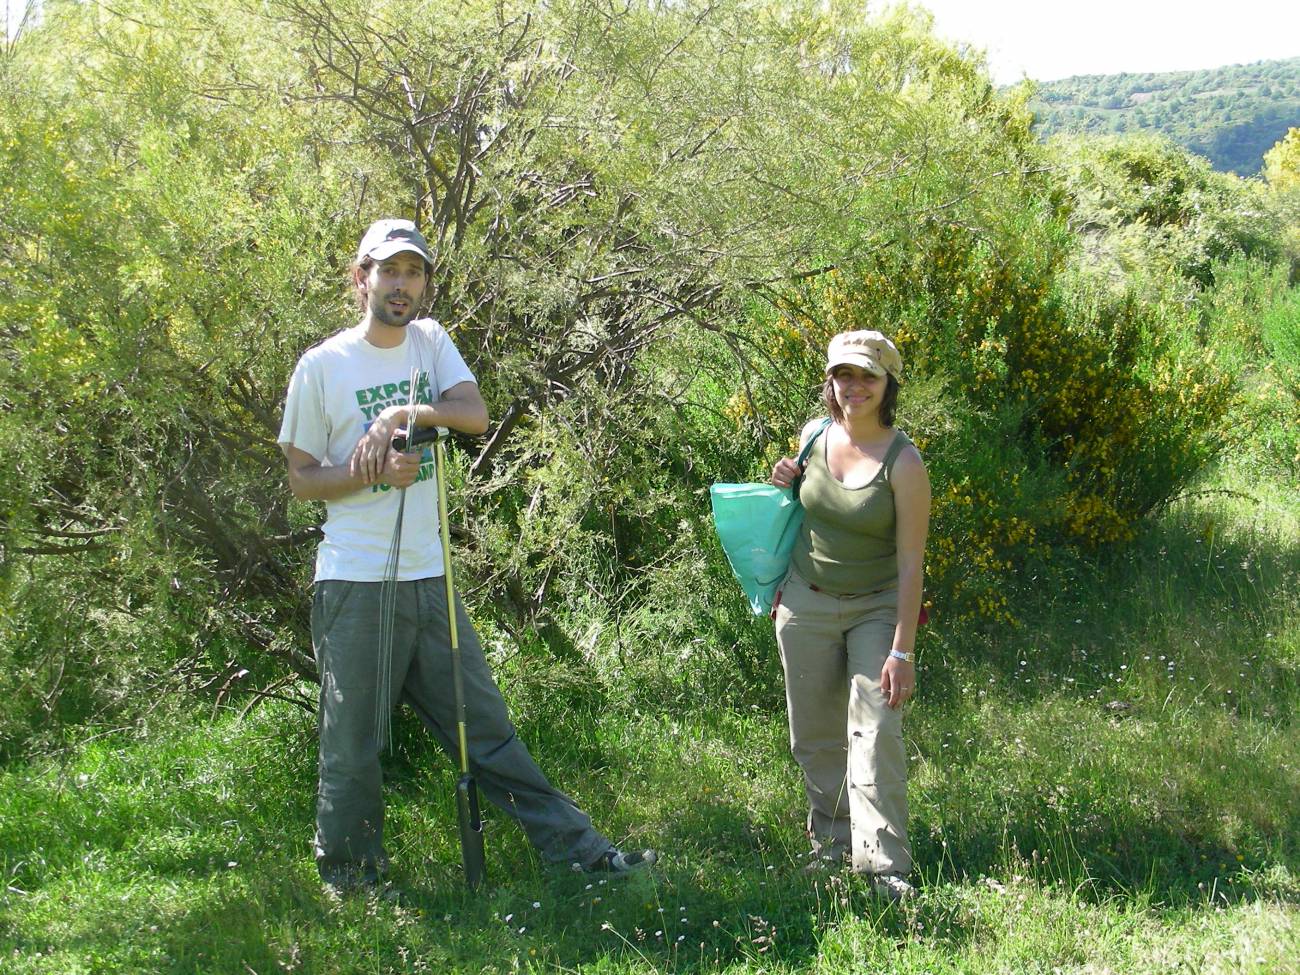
790, 426, 912, 595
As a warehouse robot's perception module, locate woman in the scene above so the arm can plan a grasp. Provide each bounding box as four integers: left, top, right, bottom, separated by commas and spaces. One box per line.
770, 329, 930, 901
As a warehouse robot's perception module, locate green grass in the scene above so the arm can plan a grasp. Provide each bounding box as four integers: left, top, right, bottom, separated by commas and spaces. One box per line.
1, 464, 1297, 974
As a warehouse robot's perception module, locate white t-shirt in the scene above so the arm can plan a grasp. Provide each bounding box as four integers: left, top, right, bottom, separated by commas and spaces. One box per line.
278, 319, 477, 582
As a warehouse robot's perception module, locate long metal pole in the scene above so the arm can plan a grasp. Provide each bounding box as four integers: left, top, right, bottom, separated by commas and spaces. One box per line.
433, 434, 486, 890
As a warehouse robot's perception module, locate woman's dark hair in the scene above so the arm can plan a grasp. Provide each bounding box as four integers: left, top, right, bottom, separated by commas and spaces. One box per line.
821, 372, 899, 427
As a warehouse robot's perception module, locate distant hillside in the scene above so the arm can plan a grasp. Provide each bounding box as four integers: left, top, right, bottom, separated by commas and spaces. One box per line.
1029, 57, 1300, 176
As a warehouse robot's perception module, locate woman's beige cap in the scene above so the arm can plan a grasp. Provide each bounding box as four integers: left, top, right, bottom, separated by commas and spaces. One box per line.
825, 330, 902, 381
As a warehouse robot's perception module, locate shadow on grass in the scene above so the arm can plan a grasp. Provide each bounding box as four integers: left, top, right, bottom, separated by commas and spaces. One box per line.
918, 498, 1300, 718
912, 807, 1299, 912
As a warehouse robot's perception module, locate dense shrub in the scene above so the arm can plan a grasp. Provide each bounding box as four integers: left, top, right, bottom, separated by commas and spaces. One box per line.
1191, 258, 1300, 477
1049, 134, 1287, 287
0, 0, 1294, 746
1256, 289, 1300, 475
708, 209, 1249, 630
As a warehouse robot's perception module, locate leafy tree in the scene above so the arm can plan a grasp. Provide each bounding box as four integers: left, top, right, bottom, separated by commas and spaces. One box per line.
0, 0, 1054, 745
2, 0, 1292, 755
1048, 133, 1286, 287
1264, 127, 1300, 193
1262, 127, 1300, 277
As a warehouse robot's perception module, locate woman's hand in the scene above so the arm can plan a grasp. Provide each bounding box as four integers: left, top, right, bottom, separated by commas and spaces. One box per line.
771, 457, 802, 489
880, 655, 915, 710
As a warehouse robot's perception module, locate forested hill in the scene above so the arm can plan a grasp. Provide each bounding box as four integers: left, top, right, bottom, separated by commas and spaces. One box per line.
1029, 56, 1300, 175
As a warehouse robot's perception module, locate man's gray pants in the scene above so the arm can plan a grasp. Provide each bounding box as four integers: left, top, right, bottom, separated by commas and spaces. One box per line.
312, 578, 612, 886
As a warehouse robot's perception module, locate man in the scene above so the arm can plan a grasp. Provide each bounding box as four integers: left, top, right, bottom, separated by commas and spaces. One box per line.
278, 218, 655, 895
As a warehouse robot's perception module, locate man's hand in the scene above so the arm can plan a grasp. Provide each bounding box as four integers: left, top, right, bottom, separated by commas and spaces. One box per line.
880, 656, 915, 710
377, 444, 422, 490
350, 408, 403, 485
282, 440, 420, 502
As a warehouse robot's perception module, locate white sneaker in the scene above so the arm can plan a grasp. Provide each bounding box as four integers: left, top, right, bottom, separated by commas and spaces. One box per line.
576, 848, 658, 873
801, 852, 846, 875
322, 878, 406, 905
869, 872, 916, 901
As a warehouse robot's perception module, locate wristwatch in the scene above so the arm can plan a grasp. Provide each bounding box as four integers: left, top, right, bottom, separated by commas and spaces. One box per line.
889, 649, 915, 663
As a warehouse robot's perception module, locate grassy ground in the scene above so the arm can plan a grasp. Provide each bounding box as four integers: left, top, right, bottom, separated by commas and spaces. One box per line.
2, 464, 1297, 974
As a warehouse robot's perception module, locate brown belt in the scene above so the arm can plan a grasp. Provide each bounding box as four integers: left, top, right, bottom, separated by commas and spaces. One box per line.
806, 581, 889, 597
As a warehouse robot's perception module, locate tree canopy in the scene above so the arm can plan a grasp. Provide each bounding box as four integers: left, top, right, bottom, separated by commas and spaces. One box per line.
1265, 126, 1300, 193
1, 0, 1295, 753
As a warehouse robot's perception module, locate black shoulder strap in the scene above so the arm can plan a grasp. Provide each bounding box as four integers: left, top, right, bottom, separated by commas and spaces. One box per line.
792, 418, 833, 501
796, 417, 833, 468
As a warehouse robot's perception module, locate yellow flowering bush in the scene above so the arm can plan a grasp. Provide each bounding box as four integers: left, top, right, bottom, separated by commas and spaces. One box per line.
735, 220, 1242, 627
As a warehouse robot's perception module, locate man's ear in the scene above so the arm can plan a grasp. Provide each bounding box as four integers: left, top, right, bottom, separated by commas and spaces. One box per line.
354, 265, 369, 295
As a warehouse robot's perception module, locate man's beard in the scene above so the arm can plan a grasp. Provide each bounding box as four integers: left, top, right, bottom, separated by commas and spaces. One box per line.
370, 290, 418, 327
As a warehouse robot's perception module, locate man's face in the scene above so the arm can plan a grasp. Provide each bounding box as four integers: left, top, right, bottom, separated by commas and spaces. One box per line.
361, 252, 428, 327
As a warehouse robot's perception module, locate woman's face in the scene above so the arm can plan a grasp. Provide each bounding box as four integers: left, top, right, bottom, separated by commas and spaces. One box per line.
830, 365, 888, 418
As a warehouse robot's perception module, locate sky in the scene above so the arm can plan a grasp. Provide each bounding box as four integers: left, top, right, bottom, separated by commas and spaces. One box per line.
3, 0, 34, 40
907, 0, 1300, 86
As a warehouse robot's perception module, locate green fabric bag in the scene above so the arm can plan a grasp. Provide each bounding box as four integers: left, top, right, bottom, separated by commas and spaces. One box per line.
710, 419, 832, 615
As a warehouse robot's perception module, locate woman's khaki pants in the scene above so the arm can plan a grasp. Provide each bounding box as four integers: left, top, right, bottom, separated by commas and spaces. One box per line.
774, 571, 911, 876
